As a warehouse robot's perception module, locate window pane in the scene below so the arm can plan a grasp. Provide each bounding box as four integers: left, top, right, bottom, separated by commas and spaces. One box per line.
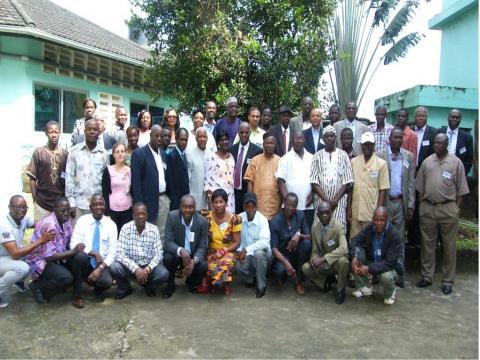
63, 91, 86, 133
130, 102, 146, 127
34, 86, 59, 131
149, 105, 164, 126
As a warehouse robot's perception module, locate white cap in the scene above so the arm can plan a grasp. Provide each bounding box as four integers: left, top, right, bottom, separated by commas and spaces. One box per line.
360, 131, 375, 144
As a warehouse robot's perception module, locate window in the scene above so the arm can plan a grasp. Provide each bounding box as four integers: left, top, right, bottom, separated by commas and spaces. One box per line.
34, 85, 86, 133
130, 102, 164, 126
98, 92, 123, 129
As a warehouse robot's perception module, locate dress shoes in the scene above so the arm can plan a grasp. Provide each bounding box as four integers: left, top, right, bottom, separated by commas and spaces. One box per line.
335, 289, 346, 304
295, 283, 305, 295
441, 284, 453, 295
29, 281, 47, 304
115, 287, 133, 300
162, 286, 175, 299
323, 275, 335, 292
416, 278, 432, 288
395, 279, 405, 288
256, 286, 266, 298
71, 297, 84, 309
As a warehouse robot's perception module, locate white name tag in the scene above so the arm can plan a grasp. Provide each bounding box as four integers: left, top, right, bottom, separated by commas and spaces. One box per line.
327, 239, 335, 247
356, 139, 362, 143
403, 160, 409, 169
370, 171, 379, 178
442, 170, 452, 180
247, 158, 252, 164
376, 249, 382, 256
189, 231, 195, 242
459, 146, 467, 154
422, 140, 430, 146
219, 222, 228, 231
61, 171, 66, 179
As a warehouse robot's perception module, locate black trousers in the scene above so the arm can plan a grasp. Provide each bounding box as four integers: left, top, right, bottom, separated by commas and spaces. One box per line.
234, 188, 246, 215
110, 261, 169, 295
109, 208, 133, 235
272, 240, 312, 283
304, 209, 314, 230
163, 252, 208, 290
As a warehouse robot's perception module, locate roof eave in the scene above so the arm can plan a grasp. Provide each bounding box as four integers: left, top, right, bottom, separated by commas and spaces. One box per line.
0, 25, 149, 66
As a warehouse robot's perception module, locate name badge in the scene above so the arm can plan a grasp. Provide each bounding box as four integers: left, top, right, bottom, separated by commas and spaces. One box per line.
162, 162, 167, 170
376, 249, 382, 256
422, 140, 430, 146
403, 160, 409, 169
356, 139, 362, 143
442, 171, 452, 180
247, 159, 252, 164
219, 222, 228, 231
189, 231, 195, 242
370, 171, 379, 178
459, 146, 467, 154
61, 171, 66, 179
327, 239, 335, 247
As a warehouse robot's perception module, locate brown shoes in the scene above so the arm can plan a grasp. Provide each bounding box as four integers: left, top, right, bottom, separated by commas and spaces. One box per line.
295, 283, 305, 295
71, 297, 84, 309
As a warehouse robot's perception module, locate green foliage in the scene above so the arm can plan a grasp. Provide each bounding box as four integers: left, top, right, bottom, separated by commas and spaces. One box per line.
130, 0, 334, 115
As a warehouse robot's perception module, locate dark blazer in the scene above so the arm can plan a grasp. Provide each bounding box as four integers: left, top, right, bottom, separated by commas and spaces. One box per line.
131, 145, 168, 223
411, 125, 437, 170
164, 210, 208, 261
269, 123, 293, 157
229, 142, 262, 213
303, 127, 324, 154
437, 127, 473, 175
349, 223, 401, 276
166, 149, 190, 211
75, 133, 117, 151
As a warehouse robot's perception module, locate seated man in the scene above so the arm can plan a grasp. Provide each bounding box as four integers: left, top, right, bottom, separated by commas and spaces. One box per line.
27, 197, 84, 307
236, 192, 272, 298
0, 195, 55, 308
302, 201, 349, 304
270, 192, 312, 295
110, 202, 169, 299
349, 206, 401, 305
69, 194, 118, 304
163, 195, 208, 298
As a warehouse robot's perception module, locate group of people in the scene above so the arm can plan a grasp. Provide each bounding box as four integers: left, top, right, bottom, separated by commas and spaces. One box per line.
0, 95, 471, 309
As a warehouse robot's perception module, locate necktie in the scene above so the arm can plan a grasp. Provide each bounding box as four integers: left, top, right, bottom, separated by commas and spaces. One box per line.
234, 146, 244, 189
91, 220, 100, 268
283, 129, 287, 154
448, 131, 453, 153
181, 152, 188, 174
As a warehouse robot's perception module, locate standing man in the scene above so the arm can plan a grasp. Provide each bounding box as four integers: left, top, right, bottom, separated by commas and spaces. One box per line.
234, 107, 265, 147
244, 133, 281, 220
376, 127, 415, 287
131, 125, 170, 239
160, 128, 172, 154
213, 97, 241, 147
187, 127, 210, 210
350, 206, 401, 305
166, 128, 190, 210
411, 106, 437, 171
230, 122, 262, 214
108, 106, 128, 145
303, 108, 324, 155
163, 195, 208, 298
65, 118, 109, 225
438, 109, 474, 175
270, 105, 294, 157
0, 195, 54, 308
270, 193, 312, 295
396, 109, 417, 162
236, 192, 271, 298
340, 127, 355, 160
348, 132, 390, 239
415, 133, 469, 295
334, 101, 369, 156
75, 114, 117, 152
69, 194, 118, 304
203, 101, 217, 134
302, 202, 349, 304
27, 120, 68, 222
369, 105, 393, 151
291, 96, 314, 133
311, 126, 353, 225
259, 107, 273, 132
111, 202, 169, 299
327, 104, 341, 126
276, 130, 315, 228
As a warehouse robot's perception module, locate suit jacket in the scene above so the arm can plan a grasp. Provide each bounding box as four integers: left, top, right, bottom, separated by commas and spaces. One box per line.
303, 127, 324, 154
310, 219, 348, 266
164, 210, 208, 261
230, 142, 262, 190
269, 123, 293, 157
131, 145, 168, 223
75, 133, 117, 151
334, 119, 368, 156
166, 149, 190, 210
349, 223, 401, 276
438, 127, 473, 175
375, 148, 416, 213
411, 125, 437, 170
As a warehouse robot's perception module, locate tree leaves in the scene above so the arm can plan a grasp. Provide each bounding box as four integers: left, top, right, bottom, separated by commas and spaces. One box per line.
383, 32, 424, 64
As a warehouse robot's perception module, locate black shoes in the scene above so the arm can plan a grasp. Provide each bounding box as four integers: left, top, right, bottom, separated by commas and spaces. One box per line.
323, 275, 335, 293
256, 286, 266, 298
335, 289, 346, 304
416, 278, 432, 288
441, 284, 453, 295
29, 281, 47, 304
396, 279, 405, 288
162, 286, 175, 299
115, 287, 133, 300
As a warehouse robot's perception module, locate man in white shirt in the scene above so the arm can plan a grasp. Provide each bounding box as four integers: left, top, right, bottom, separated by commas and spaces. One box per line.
69, 194, 118, 302
236, 192, 272, 298
334, 101, 369, 156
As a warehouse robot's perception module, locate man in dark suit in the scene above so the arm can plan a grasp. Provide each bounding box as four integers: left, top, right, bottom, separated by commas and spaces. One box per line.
230, 122, 262, 214
437, 109, 473, 175
411, 106, 437, 171
303, 108, 324, 154
162, 195, 208, 298
166, 128, 190, 210
131, 125, 170, 239
269, 105, 294, 157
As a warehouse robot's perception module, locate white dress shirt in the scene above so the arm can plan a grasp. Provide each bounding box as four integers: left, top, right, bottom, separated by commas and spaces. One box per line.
148, 144, 167, 192
447, 126, 459, 155
415, 125, 426, 165
238, 211, 271, 256
234, 142, 250, 190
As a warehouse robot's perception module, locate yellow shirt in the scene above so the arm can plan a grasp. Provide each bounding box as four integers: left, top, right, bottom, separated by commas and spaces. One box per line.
207, 212, 242, 250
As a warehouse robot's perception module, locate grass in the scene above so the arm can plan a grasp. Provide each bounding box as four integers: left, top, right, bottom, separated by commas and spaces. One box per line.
457, 218, 478, 251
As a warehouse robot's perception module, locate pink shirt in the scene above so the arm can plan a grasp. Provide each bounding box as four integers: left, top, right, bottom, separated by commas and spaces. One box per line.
108, 166, 132, 211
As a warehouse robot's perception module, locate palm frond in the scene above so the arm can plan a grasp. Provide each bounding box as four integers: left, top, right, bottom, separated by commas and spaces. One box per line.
381, 0, 419, 45
373, 0, 401, 27
383, 32, 424, 64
